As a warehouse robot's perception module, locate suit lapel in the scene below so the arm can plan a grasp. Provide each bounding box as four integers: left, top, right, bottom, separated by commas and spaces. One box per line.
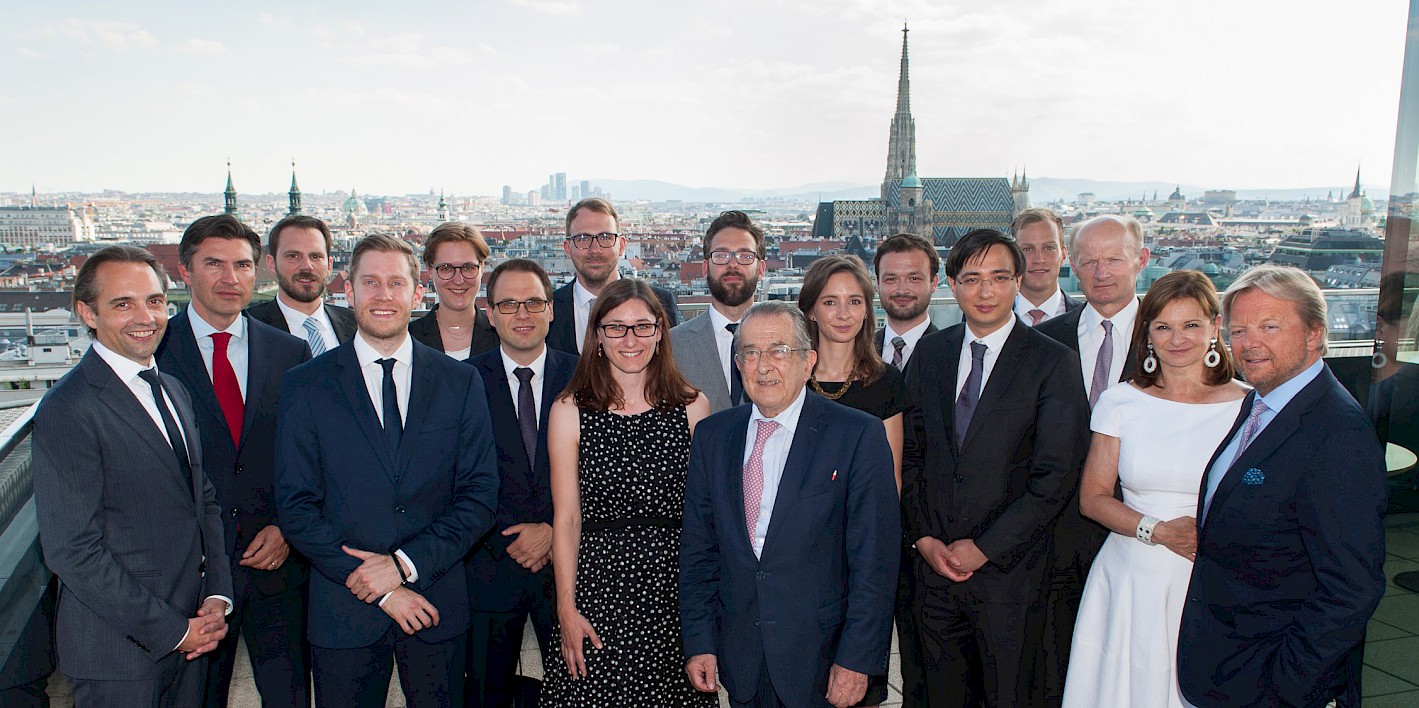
551, 284, 576, 351
723, 411, 752, 556
161, 314, 233, 452
334, 343, 394, 471
395, 345, 438, 478
239, 315, 273, 450
165, 372, 207, 512
938, 326, 965, 458
761, 394, 827, 558
962, 325, 1026, 448
84, 353, 183, 468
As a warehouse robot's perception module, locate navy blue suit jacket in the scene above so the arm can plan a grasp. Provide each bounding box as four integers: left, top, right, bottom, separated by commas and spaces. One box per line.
157, 311, 311, 597
464, 346, 577, 612
679, 393, 899, 707
276, 338, 499, 649
547, 278, 679, 354
1179, 365, 1386, 708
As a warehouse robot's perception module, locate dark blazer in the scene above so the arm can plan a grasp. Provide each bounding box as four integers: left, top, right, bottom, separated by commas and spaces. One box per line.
465, 346, 577, 612
276, 338, 500, 649
157, 312, 312, 597
33, 350, 232, 679
1179, 366, 1386, 708
680, 393, 899, 708
873, 322, 940, 375
547, 278, 680, 354
408, 304, 500, 360
902, 323, 1090, 601
246, 298, 357, 344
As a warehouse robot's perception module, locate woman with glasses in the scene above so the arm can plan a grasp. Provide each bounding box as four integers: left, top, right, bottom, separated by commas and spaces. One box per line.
542, 278, 715, 707
408, 222, 499, 360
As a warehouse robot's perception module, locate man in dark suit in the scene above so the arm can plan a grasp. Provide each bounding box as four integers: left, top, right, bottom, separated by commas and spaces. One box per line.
1180, 265, 1386, 708
902, 229, 1089, 707
35, 245, 233, 706
547, 198, 678, 354
874, 232, 940, 375
1011, 208, 1083, 326
246, 214, 357, 353
1033, 213, 1148, 703
276, 234, 500, 708
464, 258, 577, 707
155, 214, 313, 707
671, 210, 766, 413
681, 301, 899, 708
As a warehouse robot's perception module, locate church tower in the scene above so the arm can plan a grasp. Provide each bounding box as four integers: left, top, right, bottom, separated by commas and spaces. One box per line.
881, 24, 917, 201
288, 160, 302, 216
438, 191, 450, 222
1012, 168, 1031, 212
224, 160, 238, 216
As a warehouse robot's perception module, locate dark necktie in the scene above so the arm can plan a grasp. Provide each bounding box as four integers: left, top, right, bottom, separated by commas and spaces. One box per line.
1089, 320, 1114, 408
378, 358, 402, 451
954, 341, 987, 447
726, 322, 744, 405
137, 368, 195, 495
210, 332, 243, 445
891, 336, 907, 370
514, 367, 538, 468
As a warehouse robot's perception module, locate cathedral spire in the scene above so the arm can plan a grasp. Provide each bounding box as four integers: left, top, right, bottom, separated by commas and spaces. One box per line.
882, 23, 918, 200
224, 159, 238, 216
1349, 165, 1362, 199
896, 22, 911, 116
288, 159, 302, 216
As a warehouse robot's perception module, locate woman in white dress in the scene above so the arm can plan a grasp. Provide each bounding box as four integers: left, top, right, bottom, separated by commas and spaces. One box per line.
1061, 270, 1249, 708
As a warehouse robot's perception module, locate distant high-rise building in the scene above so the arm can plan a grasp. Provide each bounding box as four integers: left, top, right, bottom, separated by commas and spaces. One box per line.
502, 185, 513, 205
288, 160, 302, 216
528, 190, 541, 207
555, 172, 567, 201
580, 180, 591, 200
571, 185, 581, 201
0, 205, 95, 247
224, 160, 238, 217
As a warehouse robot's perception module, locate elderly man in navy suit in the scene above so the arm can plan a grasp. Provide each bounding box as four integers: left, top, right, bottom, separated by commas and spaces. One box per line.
464, 259, 577, 707
1179, 265, 1386, 708
156, 214, 313, 707
680, 301, 899, 708
277, 233, 499, 708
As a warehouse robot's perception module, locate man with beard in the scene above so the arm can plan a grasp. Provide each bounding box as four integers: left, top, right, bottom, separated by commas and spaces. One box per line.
546, 198, 679, 353
1011, 208, 1081, 326
672, 210, 766, 412
873, 233, 939, 372
247, 215, 357, 355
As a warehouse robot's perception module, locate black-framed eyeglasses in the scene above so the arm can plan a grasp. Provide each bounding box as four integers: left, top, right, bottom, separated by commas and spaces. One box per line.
567, 232, 620, 249
492, 298, 550, 315
433, 263, 481, 280
599, 322, 659, 338
709, 251, 759, 266
736, 345, 808, 363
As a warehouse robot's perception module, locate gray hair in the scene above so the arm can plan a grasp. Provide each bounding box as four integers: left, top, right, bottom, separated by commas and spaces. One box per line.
1222, 264, 1329, 355
738, 301, 813, 354
1070, 214, 1145, 256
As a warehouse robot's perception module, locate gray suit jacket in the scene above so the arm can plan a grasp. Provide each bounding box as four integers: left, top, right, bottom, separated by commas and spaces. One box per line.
33, 350, 232, 679
671, 311, 733, 413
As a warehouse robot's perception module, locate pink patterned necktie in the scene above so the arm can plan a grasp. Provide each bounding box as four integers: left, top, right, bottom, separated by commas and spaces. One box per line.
743, 419, 780, 541
1028, 309, 1046, 326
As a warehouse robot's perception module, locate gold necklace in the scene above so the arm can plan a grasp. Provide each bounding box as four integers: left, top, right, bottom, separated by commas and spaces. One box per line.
809, 376, 855, 400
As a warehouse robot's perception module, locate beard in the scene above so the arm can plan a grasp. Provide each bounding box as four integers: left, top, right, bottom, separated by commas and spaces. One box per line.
277, 269, 326, 304
882, 293, 929, 322
708, 270, 759, 307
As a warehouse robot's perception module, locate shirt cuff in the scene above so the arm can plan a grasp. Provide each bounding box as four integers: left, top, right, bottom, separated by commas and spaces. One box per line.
172, 596, 234, 650
394, 549, 418, 583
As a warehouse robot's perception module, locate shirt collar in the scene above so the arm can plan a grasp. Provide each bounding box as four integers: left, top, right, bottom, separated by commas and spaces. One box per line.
1081, 296, 1140, 333
750, 385, 809, 436
1015, 288, 1064, 316
965, 313, 1017, 350
354, 330, 413, 369
707, 305, 739, 333
500, 345, 548, 381
188, 309, 245, 342
572, 278, 601, 310
90, 339, 152, 382
276, 296, 328, 329
887, 317, 932, 341
1256, 358, 1324, 413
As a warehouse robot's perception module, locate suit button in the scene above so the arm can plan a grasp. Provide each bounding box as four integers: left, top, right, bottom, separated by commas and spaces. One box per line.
396, 505, 406, 513
954, 475, 965, 483
755, 571, 767, 580
234, 464, 243, 475
229, 508, 238, 517
947, 515, 955, 523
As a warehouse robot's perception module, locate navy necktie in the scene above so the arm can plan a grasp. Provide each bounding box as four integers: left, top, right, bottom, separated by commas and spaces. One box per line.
955, 341, 987, 447
514, 367, 538, 468
726, 322, 744, 405
137, 368, 195, 494
378, 358, 402, 452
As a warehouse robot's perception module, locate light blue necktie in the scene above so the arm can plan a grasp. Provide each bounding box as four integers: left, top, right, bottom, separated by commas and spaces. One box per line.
302, 316, 327, 356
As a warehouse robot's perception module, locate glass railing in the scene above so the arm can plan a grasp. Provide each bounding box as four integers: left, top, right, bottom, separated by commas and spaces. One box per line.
0, 400, 50, 691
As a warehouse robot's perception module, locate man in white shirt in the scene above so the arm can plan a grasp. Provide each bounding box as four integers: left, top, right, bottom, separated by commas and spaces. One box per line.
246, 215, 356, 354
873, 232, 940, 373
34, 245, 233, 707
1010, 208, 1082, 326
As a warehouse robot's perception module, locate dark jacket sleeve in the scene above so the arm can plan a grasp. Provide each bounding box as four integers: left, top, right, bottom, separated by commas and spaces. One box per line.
678, 422, 721, 659
833, 419, 900, 674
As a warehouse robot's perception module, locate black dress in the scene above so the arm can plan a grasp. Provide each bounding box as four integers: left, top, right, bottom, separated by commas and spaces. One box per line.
811, 364, 909, 420
541, 406, 716, 707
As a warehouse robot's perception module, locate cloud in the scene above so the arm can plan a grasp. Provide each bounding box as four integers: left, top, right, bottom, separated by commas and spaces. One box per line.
17, 47, 46, 60
508, 0, 585, 17
48, 18, 158, 50
0, 95, 15, 106
175, 39, 227, 55
257, 12, 290, 29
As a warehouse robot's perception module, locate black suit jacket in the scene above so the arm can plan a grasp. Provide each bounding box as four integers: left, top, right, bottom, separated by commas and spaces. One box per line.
1179, 366, 1386, 708
547, 278, 680, 354
464, 347, 577, 612
408, 304, 500, 360
156, 311, 312, 597
902, 323, 1090, 601
873, 322, 939, 375
246, 298, 357, 344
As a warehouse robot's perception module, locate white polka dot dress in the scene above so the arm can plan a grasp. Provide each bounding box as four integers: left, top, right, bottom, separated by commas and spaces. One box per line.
541, 405, 715, 707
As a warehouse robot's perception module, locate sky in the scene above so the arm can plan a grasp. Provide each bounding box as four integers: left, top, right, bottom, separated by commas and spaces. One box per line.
1, 0, 1410, 196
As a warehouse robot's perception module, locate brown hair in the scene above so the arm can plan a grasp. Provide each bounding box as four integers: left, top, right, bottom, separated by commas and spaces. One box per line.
268, 214, 333, 257
350, 233, 420, 282
873, 232, 939, 279
1130, 269, 1235, 388
704, 210, 767, 259
73, 245, 167, 337
423, 222, 490, 266
797, 255, 885, 385
563, 278, 697, 412
1011, 207, 1065, 246
565, 197, 619, 236
486, 258, 554, 302
179, 213, 261, 267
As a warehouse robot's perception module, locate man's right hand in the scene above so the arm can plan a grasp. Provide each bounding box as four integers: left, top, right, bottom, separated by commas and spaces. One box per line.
686, 653, 719, 692
917, 536, 973, 582
381, 587, 440, 635
177, 599, 228, 659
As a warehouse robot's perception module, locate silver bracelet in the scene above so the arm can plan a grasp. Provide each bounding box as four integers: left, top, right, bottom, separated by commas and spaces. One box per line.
1136, 516, 1161, 545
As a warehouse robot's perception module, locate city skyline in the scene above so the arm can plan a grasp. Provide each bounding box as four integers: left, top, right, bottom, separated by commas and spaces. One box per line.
2, 1, 1409, 196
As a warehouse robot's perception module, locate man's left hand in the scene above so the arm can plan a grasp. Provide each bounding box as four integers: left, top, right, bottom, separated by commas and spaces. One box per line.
825, 664, 868, 708
503, 523, 553, 570
945, 539, 988, 574
239, 525, 290, 571
343, 546, 404, 602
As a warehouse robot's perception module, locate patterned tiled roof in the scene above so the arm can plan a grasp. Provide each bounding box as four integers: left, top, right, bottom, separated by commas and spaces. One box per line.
888, 178, 1014, 213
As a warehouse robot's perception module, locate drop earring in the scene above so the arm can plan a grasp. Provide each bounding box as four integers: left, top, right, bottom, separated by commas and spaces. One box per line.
1204, 337, 1221, 368
1142, 342, 1158, 374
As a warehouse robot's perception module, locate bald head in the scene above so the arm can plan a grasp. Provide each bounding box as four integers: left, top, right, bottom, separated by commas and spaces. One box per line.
1069, 215, 1149, 317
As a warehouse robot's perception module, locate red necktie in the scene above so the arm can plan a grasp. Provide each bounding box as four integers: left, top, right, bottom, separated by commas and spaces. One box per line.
211, 332, 244, 445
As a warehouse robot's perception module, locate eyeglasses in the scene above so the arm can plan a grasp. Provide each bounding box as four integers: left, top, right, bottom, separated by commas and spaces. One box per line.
599, 322, 660, 338
433, 263, 481, 280
709, 251, 759, 266
567, 232, 620, 249
953, 273, 1017, 288
736, 345, 808, 363
491, 298, 550, 315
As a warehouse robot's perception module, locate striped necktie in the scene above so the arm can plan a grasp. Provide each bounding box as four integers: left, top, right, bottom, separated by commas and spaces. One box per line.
303, 316, 327, 356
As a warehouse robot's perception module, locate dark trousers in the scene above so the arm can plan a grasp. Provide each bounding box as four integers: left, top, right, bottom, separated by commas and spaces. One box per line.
464, 598, 554, 708
203, 573, 309, 707
895, 545, 927, 708
312, 628, 464, 708
728, 661, 789, 708
915, 575, 1043, 708
70, 654, 205, 708
1040, 565, 1085, 707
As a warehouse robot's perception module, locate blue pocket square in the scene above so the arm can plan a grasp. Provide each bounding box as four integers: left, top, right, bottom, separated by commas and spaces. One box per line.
1242, 468, 1265, 485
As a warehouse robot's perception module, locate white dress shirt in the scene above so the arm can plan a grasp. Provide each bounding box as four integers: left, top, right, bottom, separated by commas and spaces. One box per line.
707, 306, 740, 391
1077, 298, 1140, 393
500, 346, 548, 420
276, 297, 339, 352
1014, 289, 1069, 325
880, 318, 934, 368
955, 315, 1017, 398
572, 279, 600, 354
351, 331, 419, 589
187, 310, 249, 399
743, 387, 809, 559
